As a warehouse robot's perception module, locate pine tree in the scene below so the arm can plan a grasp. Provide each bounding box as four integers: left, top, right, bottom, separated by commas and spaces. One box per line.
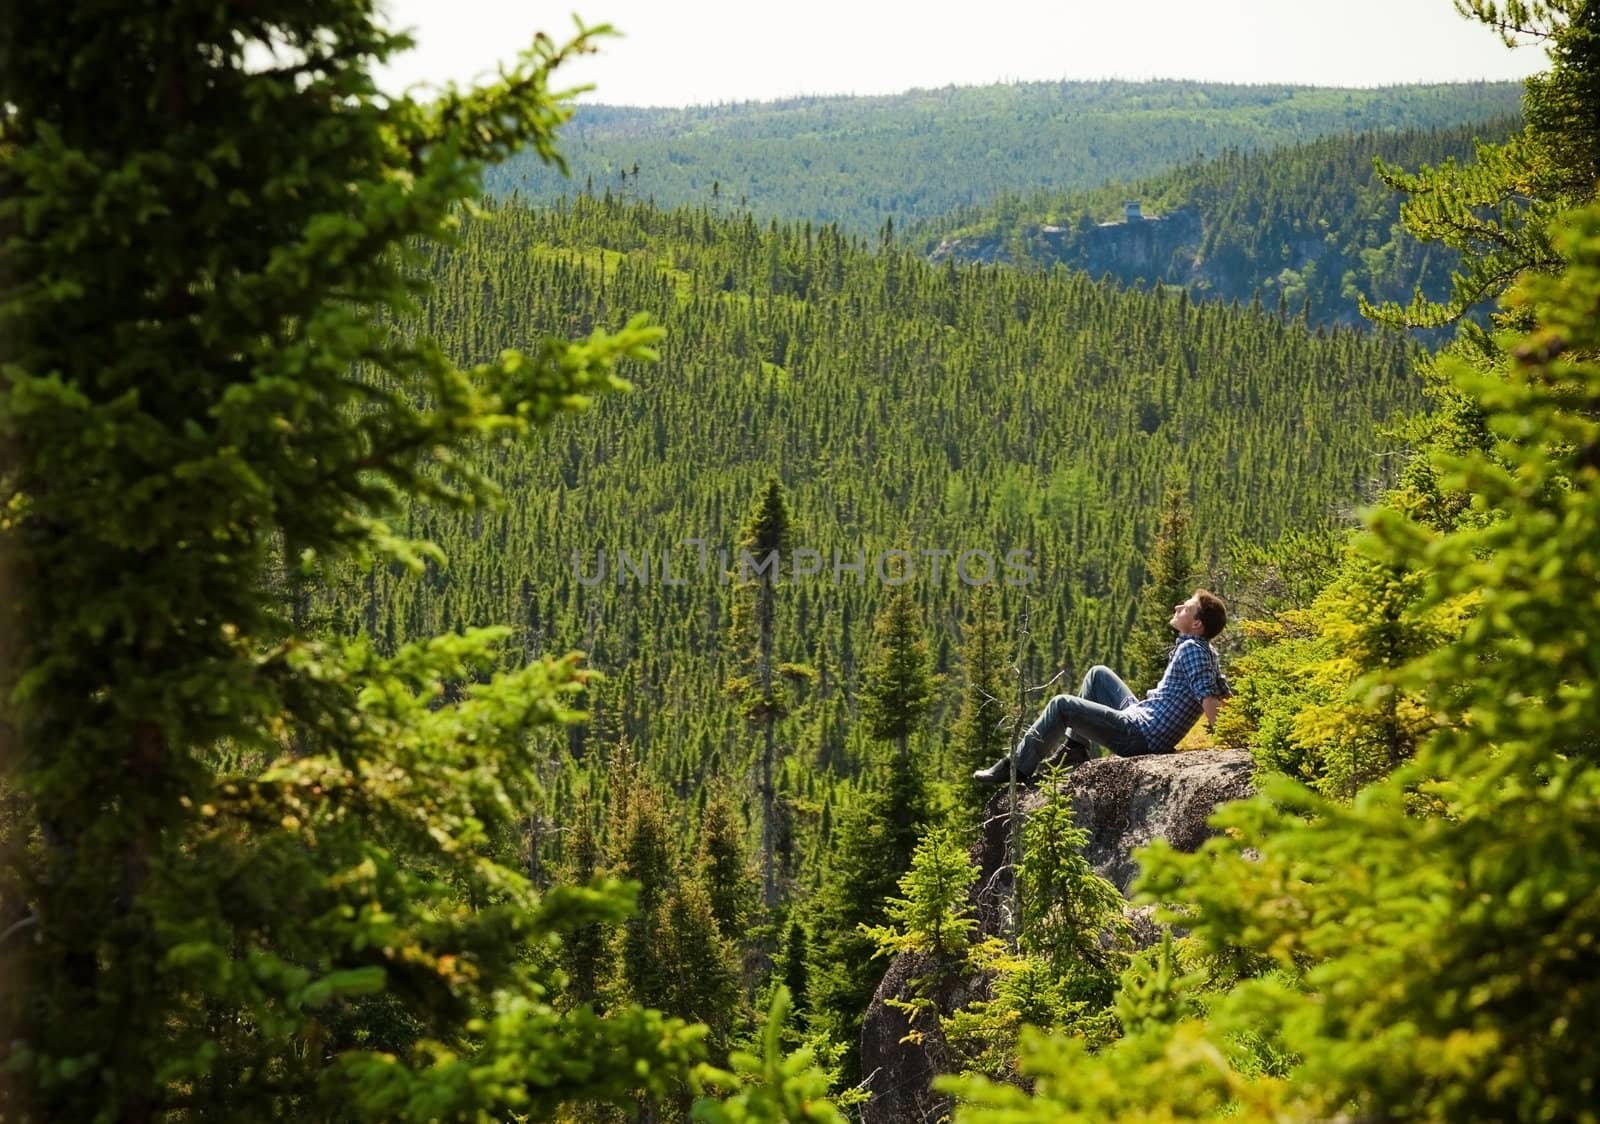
612, 784, 679, 1011
954, 587, 1012, 823
781, 919, 811, 1015
728, 479, 794, 910
860, 588, 935, 764
660, 877, 743, 1054
0, 5, 698, 1119
862, 826, 980, 968
697, 789, 759, 940
1013, 781, 1130, 1005
1126, 477, 1196, 692
805, 764, 931, 1083
559, 805, 615, 1011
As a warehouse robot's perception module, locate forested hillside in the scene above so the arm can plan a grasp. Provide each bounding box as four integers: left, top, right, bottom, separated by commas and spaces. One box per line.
485, 80, 1522, 235
316, 191, 1420, 952
280, 192, 1426, 1088
917, 117, 1522, 326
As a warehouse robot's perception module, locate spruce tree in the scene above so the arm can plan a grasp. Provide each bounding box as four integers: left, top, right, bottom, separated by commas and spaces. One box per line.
697, 789, 759, 941
954, 586, 1013, 823
559, 804, 615, 1011
0, 4, 698, 1119
1126, 478, 1196, 692
860, 588, 935, 764
660, 878, 743, 1055
805, 762, 932, 1083
862, 827, 982, 1001
612, 784, 679, 1012
727, 479, 793, 910
1013, 782, 1130, 1007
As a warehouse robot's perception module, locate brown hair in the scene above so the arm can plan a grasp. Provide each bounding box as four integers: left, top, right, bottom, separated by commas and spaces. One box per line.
1195, 589, 1227, 640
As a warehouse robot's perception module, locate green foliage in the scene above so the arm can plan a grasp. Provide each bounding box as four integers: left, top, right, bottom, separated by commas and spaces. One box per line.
1221, 526, 1346, 621
1226, 534, 1457, 791
1285, 543, 1456, 796
1014, 781, 1131, 998
559, 806, 614, 1009
0, 3, 707, 1119
661, 877, 744, 1053
728, 479, 799, 911
1223, 530, 1460, 791
691, 988, 846, 1124
1366, 2, 1598, 329
613, 782, 679, 1010
729, 479, 796, 725
698, 789, 759, 940
1216, 610, 1330, 774
804, 763, 931, 1084
1113, 932, 1205, 1038
862, 826, 980, 965
943, 784, 1129, 1080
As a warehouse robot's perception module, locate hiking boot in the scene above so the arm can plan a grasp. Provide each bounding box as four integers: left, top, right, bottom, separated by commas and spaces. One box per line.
972, 739, 1042, 784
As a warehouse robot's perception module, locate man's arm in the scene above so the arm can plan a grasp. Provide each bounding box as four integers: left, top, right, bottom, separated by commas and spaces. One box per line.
1202, 695, 1223, 733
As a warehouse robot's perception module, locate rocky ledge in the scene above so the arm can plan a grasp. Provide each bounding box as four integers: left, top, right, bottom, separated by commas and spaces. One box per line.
858, 749, 1255, 1124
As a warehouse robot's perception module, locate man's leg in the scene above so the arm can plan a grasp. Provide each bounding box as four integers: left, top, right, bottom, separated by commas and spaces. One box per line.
1061, 665, 1139, 760
974, 668, 1143, 783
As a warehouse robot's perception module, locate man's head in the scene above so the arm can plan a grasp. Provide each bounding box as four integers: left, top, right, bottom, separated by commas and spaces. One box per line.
1171, 589, 1227, 640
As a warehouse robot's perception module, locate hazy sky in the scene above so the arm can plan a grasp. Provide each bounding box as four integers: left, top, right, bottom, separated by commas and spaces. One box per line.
374, 0, 1546, 106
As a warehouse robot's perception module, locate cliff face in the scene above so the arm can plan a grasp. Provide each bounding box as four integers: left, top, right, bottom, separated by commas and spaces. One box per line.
930, 207, 1205, 280
1061, 209, 1205, 280
857, 749, 1256, 1124
928, 206, 1362, 318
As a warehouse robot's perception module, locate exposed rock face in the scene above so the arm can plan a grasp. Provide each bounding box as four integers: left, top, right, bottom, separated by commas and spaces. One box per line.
857, 950, 978, 1124
929, 207, 1204, 282
858, 749, 1255, 1124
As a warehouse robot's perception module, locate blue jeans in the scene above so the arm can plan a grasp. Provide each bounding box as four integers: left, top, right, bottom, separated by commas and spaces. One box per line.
1019, 665, 1151, 765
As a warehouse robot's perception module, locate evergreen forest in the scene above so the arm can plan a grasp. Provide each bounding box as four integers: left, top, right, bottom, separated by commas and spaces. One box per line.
486, 80, 1523, 234
4, 1, 1600, 1123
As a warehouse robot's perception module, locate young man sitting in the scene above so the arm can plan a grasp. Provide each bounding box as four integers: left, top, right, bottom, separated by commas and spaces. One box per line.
974, 589, 1228, 784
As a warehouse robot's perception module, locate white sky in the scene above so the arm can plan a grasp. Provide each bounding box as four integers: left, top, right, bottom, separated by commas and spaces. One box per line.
374, 0, 1546, 107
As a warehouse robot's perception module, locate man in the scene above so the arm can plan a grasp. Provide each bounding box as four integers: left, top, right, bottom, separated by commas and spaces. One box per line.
974, 589, 1229, 784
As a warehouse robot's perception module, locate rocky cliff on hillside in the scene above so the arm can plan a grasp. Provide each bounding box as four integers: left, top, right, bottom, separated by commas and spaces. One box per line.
930, 206, 1205, 279
928, 206, 1363, 321
857, 749, 1255, 1124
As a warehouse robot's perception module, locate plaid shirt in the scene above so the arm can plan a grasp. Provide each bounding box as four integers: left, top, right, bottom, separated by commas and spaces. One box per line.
1125, 635, 1225, 753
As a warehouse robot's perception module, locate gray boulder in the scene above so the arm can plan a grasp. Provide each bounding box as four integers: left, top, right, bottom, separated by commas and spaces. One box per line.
858, 749, 1255, 1124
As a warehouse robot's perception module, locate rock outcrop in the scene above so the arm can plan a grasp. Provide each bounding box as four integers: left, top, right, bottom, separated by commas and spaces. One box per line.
929, 206, 1205, 283
858, 748, 1255, 1124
